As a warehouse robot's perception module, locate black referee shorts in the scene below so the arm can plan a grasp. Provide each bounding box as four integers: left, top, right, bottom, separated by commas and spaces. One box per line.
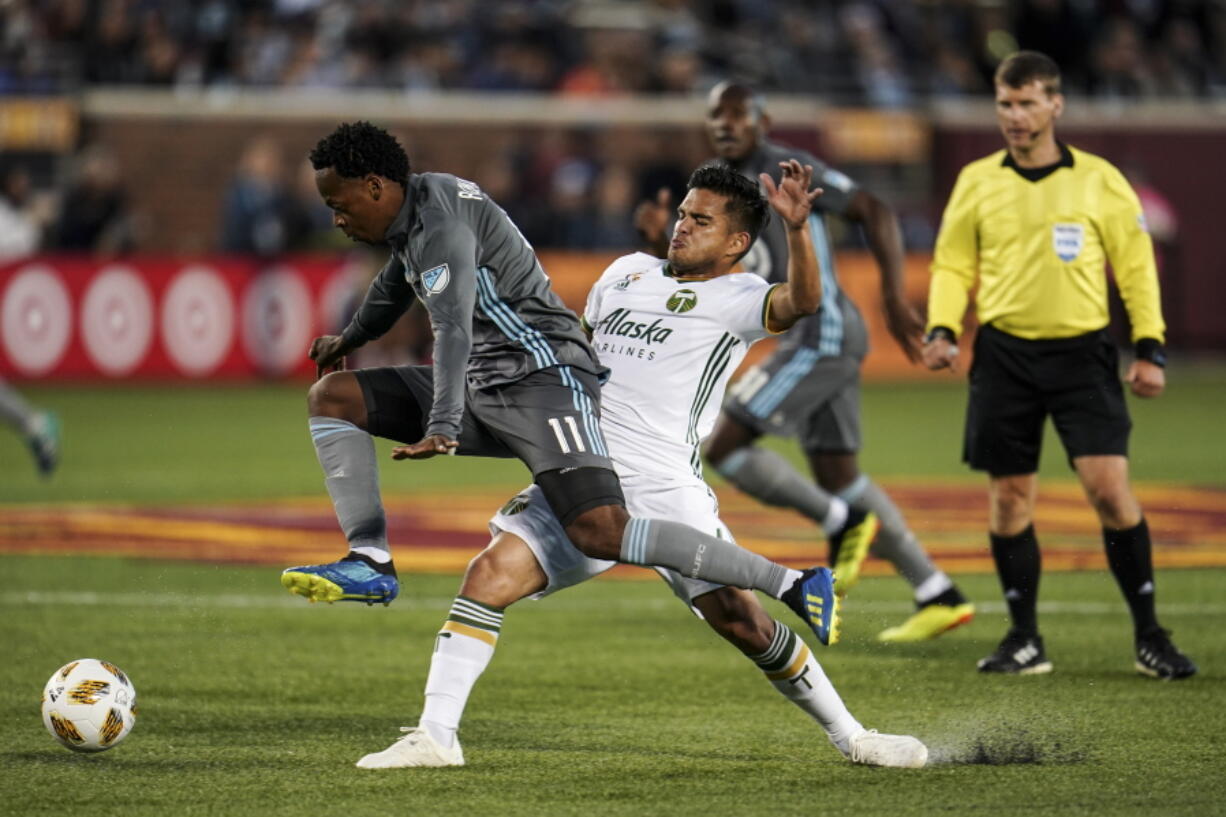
963, 325, 1132, 477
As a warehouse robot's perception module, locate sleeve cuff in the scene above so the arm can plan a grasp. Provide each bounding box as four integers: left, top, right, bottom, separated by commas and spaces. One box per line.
425, 423, 460, 441
1135, 337, 1166, 367
925, 326, 957, 344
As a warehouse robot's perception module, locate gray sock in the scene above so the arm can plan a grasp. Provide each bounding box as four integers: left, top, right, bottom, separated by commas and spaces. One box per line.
310, 416, 388, 557
715, 447, 847, 532
841, 475, 940, 590
0, 381, 40, 435
621, 517, 794, 597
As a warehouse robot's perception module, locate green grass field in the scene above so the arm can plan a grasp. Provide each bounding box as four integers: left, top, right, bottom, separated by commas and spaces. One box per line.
1, 373, 1224, 815
2, 367, 1224, 504
2, 556, 1224, 817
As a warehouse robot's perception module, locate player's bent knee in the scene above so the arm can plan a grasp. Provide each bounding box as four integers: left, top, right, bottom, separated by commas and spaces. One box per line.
307, 371, 366, 425
537, 466, 627, 558
563, 504, 628, 560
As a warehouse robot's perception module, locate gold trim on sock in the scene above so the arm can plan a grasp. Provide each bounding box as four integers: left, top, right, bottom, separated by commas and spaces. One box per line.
765, 645, 811, 681
441, 620, 498, 647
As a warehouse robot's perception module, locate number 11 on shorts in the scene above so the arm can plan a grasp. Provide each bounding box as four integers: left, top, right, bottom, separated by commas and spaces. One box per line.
547, 416, 586, 453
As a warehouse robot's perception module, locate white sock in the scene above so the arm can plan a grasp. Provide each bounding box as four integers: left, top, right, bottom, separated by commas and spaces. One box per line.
914, 571, 954, 605
821, 497, 849, 535
419, 596, 503, 749
750, 621, 862, 756
350, 545, 391, 564
776, 568, 805, 598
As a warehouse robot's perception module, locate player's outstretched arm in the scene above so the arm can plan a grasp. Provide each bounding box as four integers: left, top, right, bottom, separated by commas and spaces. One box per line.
846, 189, 923, 363
765, 159, 823, 333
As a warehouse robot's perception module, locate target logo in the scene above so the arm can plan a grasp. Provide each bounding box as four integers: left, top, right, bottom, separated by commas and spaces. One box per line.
1, 265, 73, 375
81, 266, 154, 376
242, 267, 312, 376
161, 266, 235, 377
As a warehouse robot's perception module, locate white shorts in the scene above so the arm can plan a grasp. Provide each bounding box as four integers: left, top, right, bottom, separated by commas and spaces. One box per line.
488, 474, 732, 614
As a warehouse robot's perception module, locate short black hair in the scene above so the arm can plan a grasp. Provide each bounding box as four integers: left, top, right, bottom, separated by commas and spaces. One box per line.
687, 162, 769, 257
995, 50, 1062, 95
309, 121, 410, 186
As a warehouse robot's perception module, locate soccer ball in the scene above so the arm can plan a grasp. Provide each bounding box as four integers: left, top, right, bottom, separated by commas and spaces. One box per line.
41, 659, 137, 753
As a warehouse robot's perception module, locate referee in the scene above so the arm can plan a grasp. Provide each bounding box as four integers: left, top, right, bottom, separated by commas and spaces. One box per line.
924, 51, 1196, 680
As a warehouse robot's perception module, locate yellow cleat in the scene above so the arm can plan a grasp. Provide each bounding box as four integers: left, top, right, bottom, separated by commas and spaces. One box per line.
876, 602, 975, 643
830, 509, 880, 597
281, 570, 345, 604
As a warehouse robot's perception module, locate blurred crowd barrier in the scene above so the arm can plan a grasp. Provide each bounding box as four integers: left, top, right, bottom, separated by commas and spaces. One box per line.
0, 255, 365, 379
0, 250, 935, 382
3, 90, 1224, 353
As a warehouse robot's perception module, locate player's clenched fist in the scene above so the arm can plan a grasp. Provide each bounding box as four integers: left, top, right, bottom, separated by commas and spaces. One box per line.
309, 335, 351, 379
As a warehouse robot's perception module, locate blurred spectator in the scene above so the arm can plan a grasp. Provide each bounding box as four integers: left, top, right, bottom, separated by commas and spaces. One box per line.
51, 145, 136, 255
5, 0, 1224, 103
1090, 17, 1155, 99
284, 157, 345, 252
0, 165, 55, 260
590, 164, 639, 249
1013, 0, 1095, 92
220, 137, 295, 256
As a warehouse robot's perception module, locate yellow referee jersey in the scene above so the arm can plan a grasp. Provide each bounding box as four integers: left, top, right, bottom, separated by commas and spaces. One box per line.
928, 144, 1164, 343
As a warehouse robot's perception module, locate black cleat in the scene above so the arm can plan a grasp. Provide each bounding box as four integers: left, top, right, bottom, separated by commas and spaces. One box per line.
977, 629, 1053, 675
1135, 628, 1197, 680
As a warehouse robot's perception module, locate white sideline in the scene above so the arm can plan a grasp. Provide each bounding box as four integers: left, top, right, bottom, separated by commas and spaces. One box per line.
4, 591, 1225, 616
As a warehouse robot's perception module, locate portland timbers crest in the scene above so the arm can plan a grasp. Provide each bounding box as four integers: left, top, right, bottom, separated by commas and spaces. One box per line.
667, 289, 697, 313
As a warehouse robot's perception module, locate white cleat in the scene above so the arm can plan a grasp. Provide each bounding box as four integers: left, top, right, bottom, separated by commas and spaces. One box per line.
355, 727, 465, 769
848, 728, 928, 768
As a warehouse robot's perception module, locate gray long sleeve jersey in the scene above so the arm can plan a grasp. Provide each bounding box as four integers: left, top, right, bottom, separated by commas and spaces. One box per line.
340, 173, 606, 440
722, 140, 869, 361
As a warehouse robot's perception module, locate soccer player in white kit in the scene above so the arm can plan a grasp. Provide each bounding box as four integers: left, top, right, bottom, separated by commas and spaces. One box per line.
356, 161, 928, 770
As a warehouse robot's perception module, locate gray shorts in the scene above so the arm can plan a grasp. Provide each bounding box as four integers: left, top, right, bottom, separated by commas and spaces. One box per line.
723, 348, 861, 454
490, 481, 725, 614
356, 364, 613, 476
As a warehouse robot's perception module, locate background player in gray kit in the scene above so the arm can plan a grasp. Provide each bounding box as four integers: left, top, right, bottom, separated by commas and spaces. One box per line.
638, 82, 972, 642
280, 121, 841, 646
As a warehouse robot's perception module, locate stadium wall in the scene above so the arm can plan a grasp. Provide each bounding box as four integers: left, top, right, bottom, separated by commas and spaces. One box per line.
0, 251, 932, 381
11, 91, 1225, 355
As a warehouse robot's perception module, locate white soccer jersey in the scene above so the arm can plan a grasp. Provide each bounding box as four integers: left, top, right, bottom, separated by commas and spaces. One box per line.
583, 252, 777, 482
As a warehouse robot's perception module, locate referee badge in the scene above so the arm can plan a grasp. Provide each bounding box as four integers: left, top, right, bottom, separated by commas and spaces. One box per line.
421, 264, 450, 295
1052, 223, 1085, 263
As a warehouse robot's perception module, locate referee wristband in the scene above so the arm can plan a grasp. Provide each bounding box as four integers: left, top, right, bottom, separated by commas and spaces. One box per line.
1135, 338, 1167, 368
925, 326, 956, 344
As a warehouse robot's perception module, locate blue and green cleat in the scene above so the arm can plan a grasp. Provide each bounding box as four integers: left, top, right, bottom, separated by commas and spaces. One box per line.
781, 566, 841, 646
281, 557, 399, 606
28, 411, 60, 477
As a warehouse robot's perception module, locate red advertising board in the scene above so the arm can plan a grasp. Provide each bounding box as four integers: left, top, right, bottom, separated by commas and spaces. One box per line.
0, 256, 368, 380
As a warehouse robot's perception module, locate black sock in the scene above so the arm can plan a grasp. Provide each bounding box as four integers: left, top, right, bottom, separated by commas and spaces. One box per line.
1103, 518, 1158, 638
921, 586, 968, 609
343, 551, 397, 576
989, 525, 1041, 636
